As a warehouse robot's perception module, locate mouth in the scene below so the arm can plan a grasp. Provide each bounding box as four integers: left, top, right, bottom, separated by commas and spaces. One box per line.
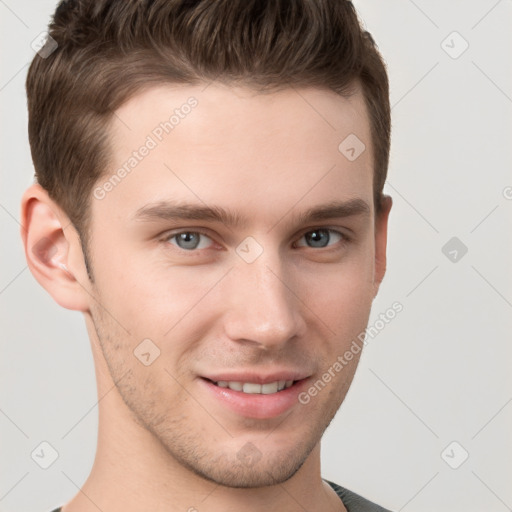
204, 378, 297, 394
199, 376, 310, 419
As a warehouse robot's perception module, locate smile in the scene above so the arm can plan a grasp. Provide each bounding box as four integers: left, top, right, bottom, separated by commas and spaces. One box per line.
211, 380, 296, 394
200, 376, 309, 419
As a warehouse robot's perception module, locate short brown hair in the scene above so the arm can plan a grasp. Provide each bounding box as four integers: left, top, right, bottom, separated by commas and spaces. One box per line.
26, 0, 390, 279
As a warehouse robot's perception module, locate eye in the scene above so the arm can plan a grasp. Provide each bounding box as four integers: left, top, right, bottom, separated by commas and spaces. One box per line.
165, 231, 214, 251
295, 228, 346, 249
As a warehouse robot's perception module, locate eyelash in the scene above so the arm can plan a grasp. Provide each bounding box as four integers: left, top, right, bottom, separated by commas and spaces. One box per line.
161, 228, 351, 254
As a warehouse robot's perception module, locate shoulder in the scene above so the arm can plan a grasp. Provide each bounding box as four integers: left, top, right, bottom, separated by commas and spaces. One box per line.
325, 480, 394, 512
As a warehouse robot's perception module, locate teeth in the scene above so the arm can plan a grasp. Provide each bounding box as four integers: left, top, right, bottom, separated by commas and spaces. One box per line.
261, 382, 278, 394
214, 380, 295, 394
243, 382, 262, 394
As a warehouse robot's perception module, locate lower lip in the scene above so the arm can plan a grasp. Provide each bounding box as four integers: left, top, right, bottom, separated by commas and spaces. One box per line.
199, 378, 308, 419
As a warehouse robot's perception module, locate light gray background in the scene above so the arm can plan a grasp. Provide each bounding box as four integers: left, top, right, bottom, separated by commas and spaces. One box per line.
1, 1, 511, 511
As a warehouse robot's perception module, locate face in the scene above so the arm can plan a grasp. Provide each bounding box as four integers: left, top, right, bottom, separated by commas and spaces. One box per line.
85, 83, 389, 487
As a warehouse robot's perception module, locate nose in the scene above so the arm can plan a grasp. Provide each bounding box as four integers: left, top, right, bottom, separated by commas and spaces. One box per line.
222, 251, 307, 350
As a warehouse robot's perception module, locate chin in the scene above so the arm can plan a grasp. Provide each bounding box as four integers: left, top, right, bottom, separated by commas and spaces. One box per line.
190, 448, 311, 488
161, 431, 318, 489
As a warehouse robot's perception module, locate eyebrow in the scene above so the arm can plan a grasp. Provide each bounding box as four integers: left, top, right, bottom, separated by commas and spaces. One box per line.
132, 198, 371, 229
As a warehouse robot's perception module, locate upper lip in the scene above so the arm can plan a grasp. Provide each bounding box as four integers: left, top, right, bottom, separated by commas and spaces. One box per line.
201, 370, 311, 384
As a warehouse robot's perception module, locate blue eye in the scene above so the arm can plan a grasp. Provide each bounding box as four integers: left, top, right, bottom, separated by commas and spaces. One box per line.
164, 228, 347, 253
295, 229, 345, 249
167, 231, 213, 251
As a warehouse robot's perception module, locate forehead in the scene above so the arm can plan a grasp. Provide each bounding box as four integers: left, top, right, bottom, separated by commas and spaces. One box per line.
94, 83, 374, 228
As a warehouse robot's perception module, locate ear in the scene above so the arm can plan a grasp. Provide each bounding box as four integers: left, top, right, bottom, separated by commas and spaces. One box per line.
20, 183, 91, 312
373, 194, 392, 297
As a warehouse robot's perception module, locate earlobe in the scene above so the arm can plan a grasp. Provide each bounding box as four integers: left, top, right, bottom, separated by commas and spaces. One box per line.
20, 183, 91, 312
373, 194, 392, 297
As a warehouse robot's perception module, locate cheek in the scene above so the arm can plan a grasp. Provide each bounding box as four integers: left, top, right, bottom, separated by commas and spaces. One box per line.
293, 257, 375, 356
100, 261, 230, 354
299, 246, 375, 313
309, 278, 373, 344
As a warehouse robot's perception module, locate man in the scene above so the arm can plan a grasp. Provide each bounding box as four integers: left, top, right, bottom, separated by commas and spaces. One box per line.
21, 1, 394, 510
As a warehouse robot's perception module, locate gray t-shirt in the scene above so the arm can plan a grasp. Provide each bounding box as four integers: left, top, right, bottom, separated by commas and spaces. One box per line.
325, 480, 393, 511
48, 479, 393, 512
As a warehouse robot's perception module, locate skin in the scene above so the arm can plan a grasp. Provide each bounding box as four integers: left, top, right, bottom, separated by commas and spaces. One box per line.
21, 83, 391, 512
